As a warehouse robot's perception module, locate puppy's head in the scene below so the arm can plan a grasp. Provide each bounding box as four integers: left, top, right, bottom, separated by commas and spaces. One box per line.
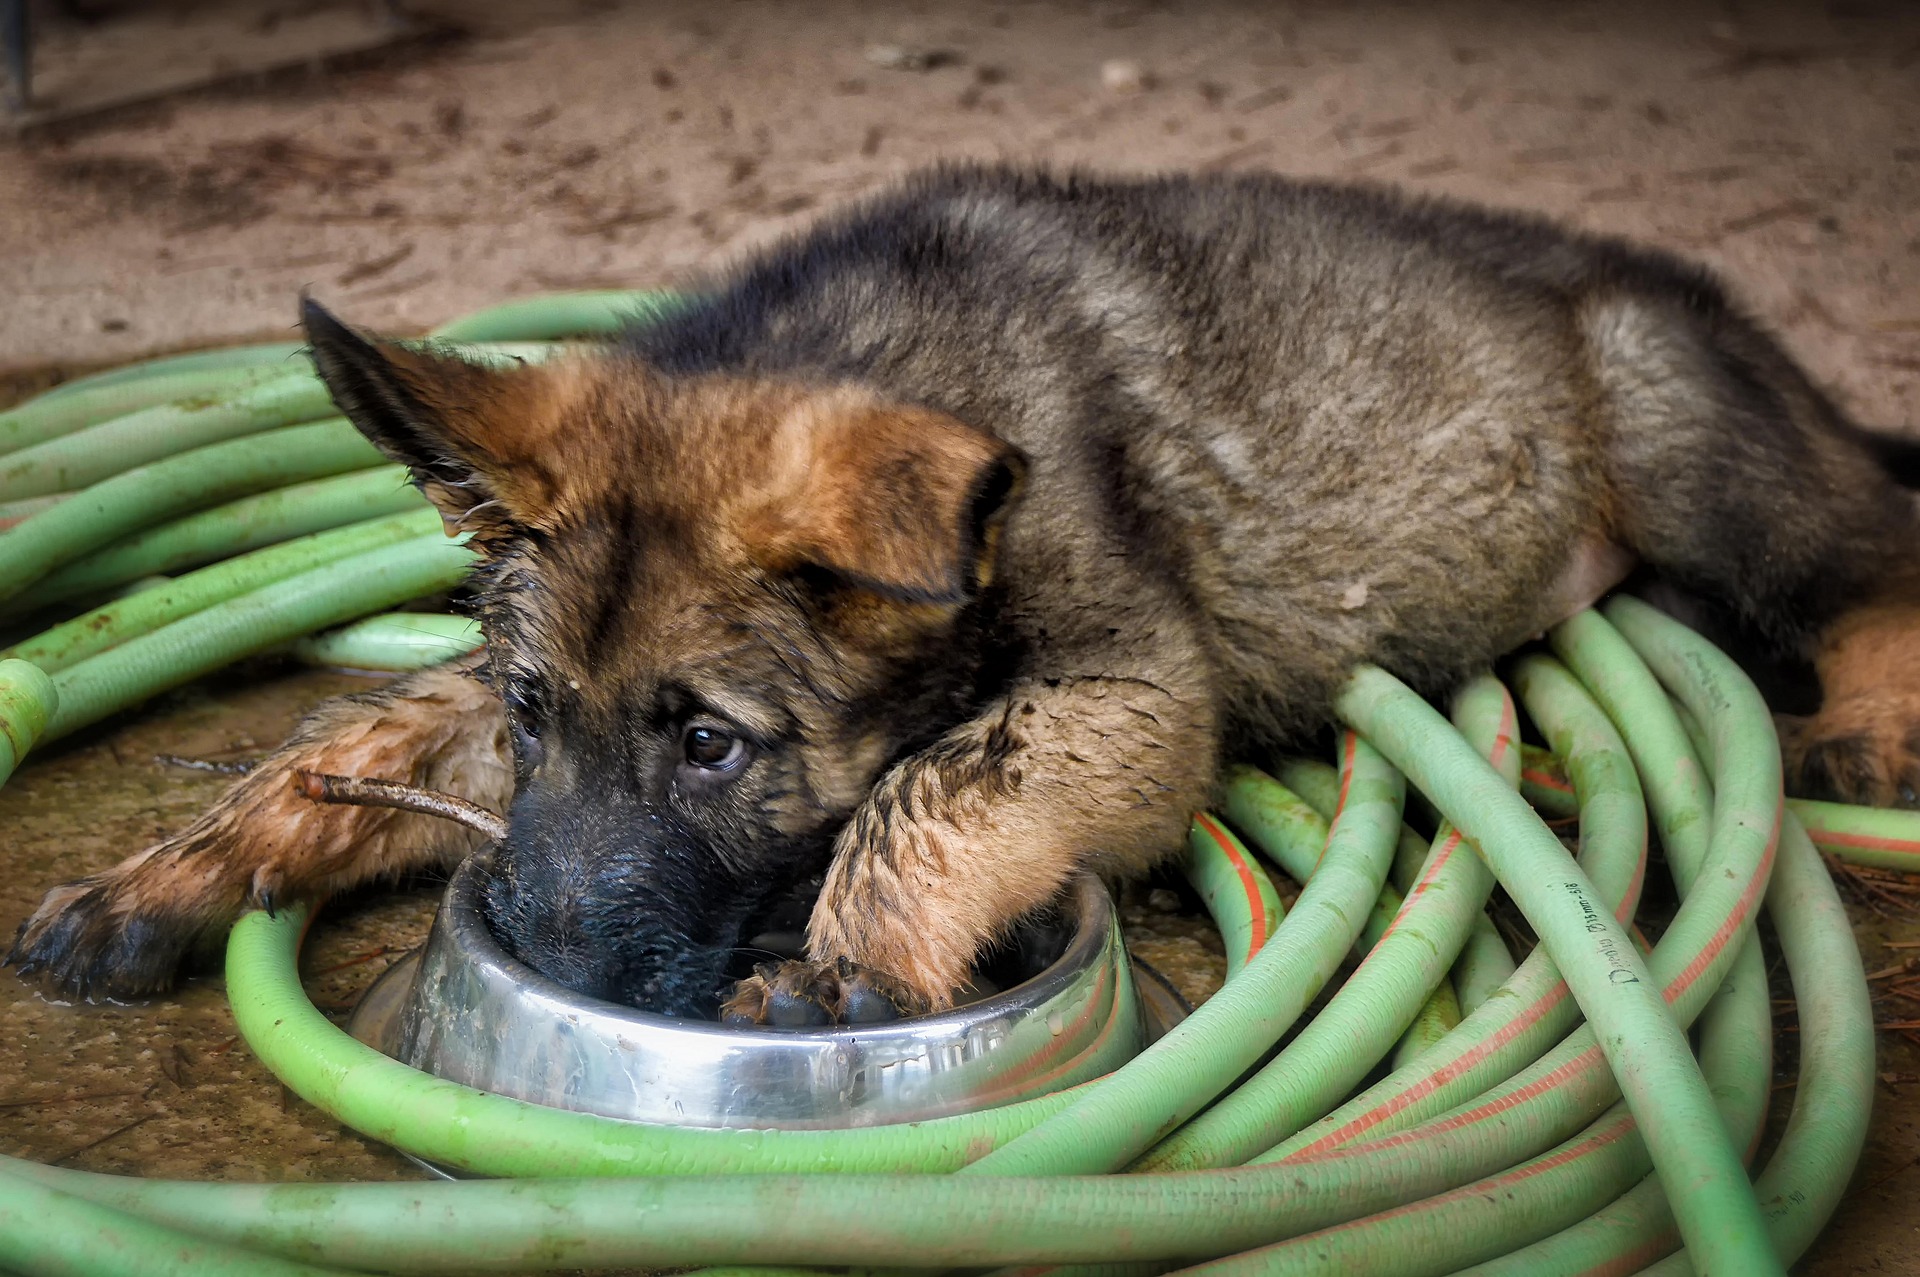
303, 301, 1025, 1015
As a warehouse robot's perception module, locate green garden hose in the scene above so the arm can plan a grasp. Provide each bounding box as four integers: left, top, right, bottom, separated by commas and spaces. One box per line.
22, 342, 306, 404
1, 353, 305, 454
0, 1164, 348, 1277
1248, 663, 1636, 1167
0, 291, 1911, 1277
1182, 814, 1284, 979
291, 612, 484, 673
0, 420, 387, 602
1246, 759, 1408, 953
40, 536, 474, 742
1263, 756, 1522, 1072
3, 510, 446, 673
1333, 659, 1781, 1276
1261, 623, 1768, 1276
963, 735, 1403, 1180
1790, 797, 1920, 871
1457, 601, 1873, 1275
1135, 677, 1513, 1172
9, 465, 426, 610
0, 373, 341, 501
1151, 613, 1791, 1277
0, 657, 54, 786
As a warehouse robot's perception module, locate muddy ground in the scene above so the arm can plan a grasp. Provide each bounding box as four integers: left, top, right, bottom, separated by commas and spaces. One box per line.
2, 1, 1919, 1272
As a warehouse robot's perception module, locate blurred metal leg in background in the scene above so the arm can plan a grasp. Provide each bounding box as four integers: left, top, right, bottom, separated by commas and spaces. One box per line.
0, 0, 28, 113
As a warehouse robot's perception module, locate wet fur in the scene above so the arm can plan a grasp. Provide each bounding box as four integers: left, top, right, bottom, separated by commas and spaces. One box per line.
9, 653, 509, 999
12, 166, 1920, 1012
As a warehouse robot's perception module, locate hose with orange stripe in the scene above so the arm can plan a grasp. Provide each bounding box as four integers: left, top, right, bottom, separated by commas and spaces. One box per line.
1465, 609, 1869, 1276
1135, 674, 1517, 1171
1255, 648, 1649, 1167
1519, 740, 1920, 878
1183, 813, 1283, 980
1314, 606, 1781, 1275
1197, 610, 1776, 1276
1264, 755, 1518, 1055
1789, 797, 1920, 872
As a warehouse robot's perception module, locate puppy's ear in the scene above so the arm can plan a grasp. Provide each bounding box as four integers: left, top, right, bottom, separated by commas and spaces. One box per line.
761, 401, 1027, 604
301, 298, 563, 545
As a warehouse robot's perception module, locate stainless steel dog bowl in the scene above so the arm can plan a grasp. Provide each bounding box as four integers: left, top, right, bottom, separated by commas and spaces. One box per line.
350, 850, 1146, 1129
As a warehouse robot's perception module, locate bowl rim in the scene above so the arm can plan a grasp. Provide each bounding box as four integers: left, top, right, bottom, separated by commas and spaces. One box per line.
419, 847, 1122, 1044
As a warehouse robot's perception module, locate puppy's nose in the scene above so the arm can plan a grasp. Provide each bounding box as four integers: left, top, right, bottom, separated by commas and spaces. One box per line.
482, 851, 620, 999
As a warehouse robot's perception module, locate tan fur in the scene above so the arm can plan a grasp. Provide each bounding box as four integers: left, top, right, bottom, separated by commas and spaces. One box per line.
1786, 592, 1920, 808
743, 393, 1025, 599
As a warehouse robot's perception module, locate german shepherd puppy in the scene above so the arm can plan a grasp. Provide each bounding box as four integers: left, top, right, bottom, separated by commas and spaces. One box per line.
11, 166, 1920, 1020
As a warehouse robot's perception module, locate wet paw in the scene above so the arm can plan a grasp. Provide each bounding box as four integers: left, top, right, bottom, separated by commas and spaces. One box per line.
8, 784, 280, 1001
6, 855, 228, 1002
1783, 703, 1920, 809
720, 958, 929, 1027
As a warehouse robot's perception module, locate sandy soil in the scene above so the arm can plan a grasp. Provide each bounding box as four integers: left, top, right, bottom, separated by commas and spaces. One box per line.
3, 1, 1920, 1272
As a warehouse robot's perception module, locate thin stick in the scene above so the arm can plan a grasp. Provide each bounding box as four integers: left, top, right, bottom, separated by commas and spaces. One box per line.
293, 771, 508, 841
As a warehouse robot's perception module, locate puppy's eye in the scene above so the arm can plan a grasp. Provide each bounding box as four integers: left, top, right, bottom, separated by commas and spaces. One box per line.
511, 720, 545, 770
683, 725, 748, 771
504, 687, 545, 769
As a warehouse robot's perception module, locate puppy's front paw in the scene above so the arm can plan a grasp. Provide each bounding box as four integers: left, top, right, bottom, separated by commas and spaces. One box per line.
7, 840, 240, 1002
1783, 700, 1920, 809
12, 759, 336, 1001
720, 958, 928, 1027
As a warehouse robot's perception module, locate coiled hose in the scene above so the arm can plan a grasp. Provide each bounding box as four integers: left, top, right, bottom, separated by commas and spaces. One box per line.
0, 292, 1912, 1277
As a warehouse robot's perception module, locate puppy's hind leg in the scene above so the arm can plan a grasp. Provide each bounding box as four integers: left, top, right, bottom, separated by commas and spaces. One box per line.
1785, 572, 1920, 809
7, 652, 513, 1000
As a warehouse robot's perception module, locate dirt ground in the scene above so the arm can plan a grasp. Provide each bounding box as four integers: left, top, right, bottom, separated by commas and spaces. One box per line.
2, 1, 1919, 1273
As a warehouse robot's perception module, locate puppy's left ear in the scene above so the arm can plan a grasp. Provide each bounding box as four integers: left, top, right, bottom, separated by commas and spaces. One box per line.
767, 403, 1027, 604
302, 298, 566, 545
